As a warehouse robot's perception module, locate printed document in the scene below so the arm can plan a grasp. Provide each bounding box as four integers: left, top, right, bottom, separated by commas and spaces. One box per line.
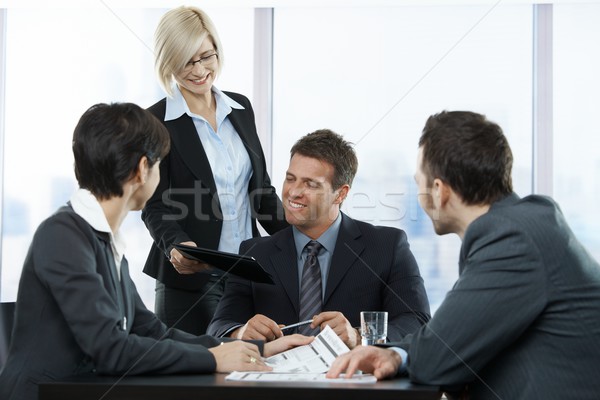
225, 371, 376, 383
225, 326, 376, 382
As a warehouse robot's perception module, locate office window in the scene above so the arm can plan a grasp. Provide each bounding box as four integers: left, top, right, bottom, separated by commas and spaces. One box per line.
0, 7, 255, 307
553, 4, 600, 261
272, 5, 533, 312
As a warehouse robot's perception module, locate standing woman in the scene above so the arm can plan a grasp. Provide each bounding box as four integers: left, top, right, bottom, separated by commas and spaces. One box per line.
142, 6, 288, 335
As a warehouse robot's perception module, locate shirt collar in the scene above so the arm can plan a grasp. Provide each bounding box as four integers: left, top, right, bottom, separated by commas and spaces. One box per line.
164, 84, 244, 122
292, 212, 342, 258
69, 188, 126, 262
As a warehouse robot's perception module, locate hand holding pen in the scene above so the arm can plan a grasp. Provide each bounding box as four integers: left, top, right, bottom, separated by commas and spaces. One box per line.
233, 315, 317, 342
280, 319, 314, 332
232, 314, 287, 342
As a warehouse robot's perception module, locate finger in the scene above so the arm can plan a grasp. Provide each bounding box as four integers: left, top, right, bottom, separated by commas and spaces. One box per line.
178, 257, 202, 267
243, 342, 261, 355
246, 322, 273, 341
252, 317, 281, 340
373, 366, 391, 380
265, 323, 284, 340
244, 346, 265, 366
273, 326, 284, 340
253, 363, 272, 372
243, 328, 268, 341
173, 264, 197, 275
177, 269, 196, 275
289, 334, 314, 345
326, 355, 349, 378
314, 311, 340, 329
344, 356, 361, 378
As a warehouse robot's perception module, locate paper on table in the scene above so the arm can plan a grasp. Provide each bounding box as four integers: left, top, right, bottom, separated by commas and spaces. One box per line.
225, 371, 377, 383
263, 325, 350, 373
225, 326, 375, 383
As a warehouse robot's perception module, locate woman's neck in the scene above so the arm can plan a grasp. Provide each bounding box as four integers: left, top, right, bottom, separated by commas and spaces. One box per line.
98, 197, 129, 234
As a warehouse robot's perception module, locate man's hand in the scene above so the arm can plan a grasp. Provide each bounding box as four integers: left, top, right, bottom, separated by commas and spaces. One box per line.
169, 241, 212, 274
326, 345, 402, 380
233, 314, 284, 341
312, 311, 360, 348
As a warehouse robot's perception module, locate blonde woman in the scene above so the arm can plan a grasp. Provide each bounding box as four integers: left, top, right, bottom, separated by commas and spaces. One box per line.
142, 6, 288, 335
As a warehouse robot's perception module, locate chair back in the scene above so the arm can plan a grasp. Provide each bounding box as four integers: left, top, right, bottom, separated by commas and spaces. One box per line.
0, 301, 16, 370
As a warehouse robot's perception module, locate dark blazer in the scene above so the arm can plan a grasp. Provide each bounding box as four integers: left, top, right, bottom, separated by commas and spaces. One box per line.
0, 205, 235, 400
397, 194, 600, 399
207, 213, 431, 340
142, 91, 288, 290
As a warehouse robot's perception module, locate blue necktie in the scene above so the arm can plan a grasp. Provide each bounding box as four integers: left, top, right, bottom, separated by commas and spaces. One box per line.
298, 241, 323, 335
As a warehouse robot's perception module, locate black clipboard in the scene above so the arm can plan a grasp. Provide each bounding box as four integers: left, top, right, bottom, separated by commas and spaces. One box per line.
173, 244, 274, 284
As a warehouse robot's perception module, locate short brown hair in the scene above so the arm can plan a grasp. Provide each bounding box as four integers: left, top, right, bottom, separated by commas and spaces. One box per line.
291, 129, 358, 190
419, 111, 513, 205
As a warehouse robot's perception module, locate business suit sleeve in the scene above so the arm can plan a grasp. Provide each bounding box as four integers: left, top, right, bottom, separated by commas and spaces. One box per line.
206, 274, 256, 337
141, 145, 192, 259
385, 230, 431, 340
125, 281, 224, 346
35, 215, 216, 375
397, 214, 546, 385
225, 93, 288, 236
253, 169, 288, 235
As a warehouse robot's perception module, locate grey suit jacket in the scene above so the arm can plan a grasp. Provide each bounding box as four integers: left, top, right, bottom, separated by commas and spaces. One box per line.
0, 205, 235, 400
207, 213, 431, 340
397, 194, 600, 399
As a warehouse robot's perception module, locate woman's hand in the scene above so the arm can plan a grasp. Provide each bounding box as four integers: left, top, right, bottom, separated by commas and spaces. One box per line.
263, 334, 314, 357
208, 341, 272, 373
169, 241, 212, 274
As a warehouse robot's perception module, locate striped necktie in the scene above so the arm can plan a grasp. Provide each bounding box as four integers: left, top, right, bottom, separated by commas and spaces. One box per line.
298, 240, 323, 335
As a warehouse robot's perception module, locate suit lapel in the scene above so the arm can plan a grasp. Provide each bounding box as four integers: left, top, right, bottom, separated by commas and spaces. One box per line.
96, 231, 128, 330
119, 260, 133, 332
324, 214, 365, 303
269, 230, 301, 315
166, 115, 218, 195
228, 107, 263, 192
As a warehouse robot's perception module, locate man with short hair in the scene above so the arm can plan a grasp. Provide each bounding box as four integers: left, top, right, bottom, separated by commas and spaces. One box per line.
327, 111, 600, 399
207, 129, 430, 348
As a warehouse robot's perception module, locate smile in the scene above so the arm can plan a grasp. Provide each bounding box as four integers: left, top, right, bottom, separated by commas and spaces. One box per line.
288, 200, 306, 209
190, 74, 210, 85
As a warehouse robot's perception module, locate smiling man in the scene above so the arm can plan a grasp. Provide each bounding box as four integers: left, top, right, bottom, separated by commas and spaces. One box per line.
207, 129, 430, 347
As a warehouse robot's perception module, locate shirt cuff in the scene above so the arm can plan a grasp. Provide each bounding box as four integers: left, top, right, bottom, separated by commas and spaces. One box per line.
389, 347, 408, 375
221, 324, 244, 338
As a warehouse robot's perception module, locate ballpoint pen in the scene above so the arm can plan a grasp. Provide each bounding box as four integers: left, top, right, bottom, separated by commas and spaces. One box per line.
280, 319, 314, 331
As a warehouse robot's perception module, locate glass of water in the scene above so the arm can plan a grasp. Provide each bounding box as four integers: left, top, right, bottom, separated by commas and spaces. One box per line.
360, 311, 388, 345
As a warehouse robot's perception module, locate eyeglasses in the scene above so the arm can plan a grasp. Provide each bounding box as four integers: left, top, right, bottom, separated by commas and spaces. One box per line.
183, 53, 218, 72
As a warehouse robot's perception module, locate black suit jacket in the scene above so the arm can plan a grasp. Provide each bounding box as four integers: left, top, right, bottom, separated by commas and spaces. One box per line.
142, 92, 288, 290
207, 213, 431, 340
0, 206, 231, 400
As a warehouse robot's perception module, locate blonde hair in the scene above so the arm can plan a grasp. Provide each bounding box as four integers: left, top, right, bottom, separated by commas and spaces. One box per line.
154, 6, 224, 96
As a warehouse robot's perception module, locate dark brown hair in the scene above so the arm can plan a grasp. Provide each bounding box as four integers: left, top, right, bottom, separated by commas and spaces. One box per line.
419, 111, 513, 205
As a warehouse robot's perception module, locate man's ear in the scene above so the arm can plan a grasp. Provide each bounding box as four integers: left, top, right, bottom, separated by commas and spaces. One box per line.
334, 184, 350, 204
433, 178, 451, 207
